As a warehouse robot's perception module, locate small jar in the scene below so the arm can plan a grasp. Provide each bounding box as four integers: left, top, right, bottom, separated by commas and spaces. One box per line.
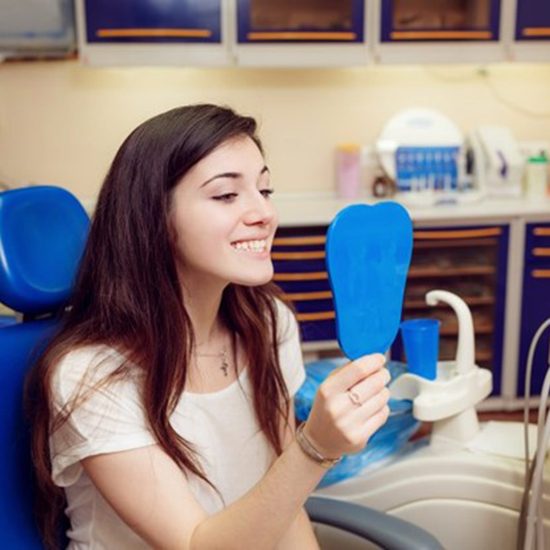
335, 144, 361, 199
525, 154, 549, 199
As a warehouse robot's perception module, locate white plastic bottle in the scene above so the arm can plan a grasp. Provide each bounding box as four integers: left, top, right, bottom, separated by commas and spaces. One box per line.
525, 154, 549, 199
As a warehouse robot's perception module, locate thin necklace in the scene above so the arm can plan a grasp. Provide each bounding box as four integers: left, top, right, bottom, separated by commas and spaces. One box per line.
197, 348, 230, 377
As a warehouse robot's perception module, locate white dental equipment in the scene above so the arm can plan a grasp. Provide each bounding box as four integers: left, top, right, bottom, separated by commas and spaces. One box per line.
376, 108, 484, 207
316, 290, 550, 550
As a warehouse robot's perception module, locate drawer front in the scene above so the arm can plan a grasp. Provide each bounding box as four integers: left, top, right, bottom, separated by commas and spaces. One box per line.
525, 223, 550, 265
518, 266, 550, 396
272, 227, 335, 342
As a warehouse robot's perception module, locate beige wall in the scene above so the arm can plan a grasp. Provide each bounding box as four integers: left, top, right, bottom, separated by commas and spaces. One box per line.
1, 60, 550, 202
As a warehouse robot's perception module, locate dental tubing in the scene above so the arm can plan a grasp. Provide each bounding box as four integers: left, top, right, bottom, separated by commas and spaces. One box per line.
517, 317, 550, 550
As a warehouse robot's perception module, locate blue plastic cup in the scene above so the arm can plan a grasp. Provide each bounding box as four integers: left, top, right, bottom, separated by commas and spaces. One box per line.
400, 318, 440, 380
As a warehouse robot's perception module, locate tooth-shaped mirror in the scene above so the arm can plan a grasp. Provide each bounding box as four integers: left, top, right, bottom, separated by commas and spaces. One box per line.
326, 203, 413, 360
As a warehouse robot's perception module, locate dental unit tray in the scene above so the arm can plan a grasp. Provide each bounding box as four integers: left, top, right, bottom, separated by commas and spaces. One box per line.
325, 202, 413, 360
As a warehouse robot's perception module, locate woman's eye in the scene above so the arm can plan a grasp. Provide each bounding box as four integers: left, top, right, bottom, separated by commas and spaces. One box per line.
212, 193, 238, 203
260, 188, 274, 199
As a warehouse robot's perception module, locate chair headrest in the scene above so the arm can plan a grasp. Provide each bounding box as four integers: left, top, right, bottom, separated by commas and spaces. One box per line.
0, 186, 90, 315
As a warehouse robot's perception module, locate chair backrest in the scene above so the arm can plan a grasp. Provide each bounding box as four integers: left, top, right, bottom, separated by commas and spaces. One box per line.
0, 186, 89, 546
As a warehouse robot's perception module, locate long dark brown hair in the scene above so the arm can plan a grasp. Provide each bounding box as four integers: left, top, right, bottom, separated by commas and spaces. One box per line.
25, 104, 291, 549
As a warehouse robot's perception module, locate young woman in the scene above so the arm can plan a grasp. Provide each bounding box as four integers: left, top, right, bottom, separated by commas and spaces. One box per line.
27, 104, 390, 549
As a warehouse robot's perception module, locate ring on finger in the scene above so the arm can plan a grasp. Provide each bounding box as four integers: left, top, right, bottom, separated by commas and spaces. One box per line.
347, 388, 362, 407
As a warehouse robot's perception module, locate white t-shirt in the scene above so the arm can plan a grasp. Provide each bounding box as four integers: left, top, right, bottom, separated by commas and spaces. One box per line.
50, 301, 305, 549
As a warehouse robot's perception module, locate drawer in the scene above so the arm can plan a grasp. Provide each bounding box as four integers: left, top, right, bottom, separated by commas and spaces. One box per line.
272, 228, 337, 342
525, 223, 550, 263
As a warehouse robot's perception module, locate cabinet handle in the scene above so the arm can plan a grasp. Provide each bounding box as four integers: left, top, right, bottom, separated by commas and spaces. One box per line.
296, 311, 335, 322
533, 248, 550, 257
533, 228, 550, 237
390, 30, 492, 40
275, 228, 503, 245
273, 272, 328, 281
272, 251, 325, 260
273, 236, 326, 246
282, 291, 333, 301
414, 228, 501, 240
523, 28, 550, 38
97, 28, 212, 38
247, 31, 356, 41
532, 269, 550, 279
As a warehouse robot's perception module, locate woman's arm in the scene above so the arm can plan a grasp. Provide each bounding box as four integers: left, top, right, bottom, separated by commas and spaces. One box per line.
82, 353, 390, 549
83, 427, 326, 549
274, 401, 320, 550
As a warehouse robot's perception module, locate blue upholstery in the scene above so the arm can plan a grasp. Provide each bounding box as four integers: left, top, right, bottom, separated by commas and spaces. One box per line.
0, 319, 58, 547
0, 186, 90, 547
0, 186, 89, 315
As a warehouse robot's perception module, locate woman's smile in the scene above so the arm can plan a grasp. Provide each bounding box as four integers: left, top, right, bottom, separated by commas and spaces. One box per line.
231, 238, 269, 256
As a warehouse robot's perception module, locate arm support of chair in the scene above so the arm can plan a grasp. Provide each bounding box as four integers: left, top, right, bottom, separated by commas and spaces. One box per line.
305, 496, 444, 550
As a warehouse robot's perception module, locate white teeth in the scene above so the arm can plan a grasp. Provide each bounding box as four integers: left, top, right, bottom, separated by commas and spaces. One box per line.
232, 239, 267, 252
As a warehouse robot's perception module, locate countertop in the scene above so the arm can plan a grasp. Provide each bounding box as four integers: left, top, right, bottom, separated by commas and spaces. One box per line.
273, 192, 550, 227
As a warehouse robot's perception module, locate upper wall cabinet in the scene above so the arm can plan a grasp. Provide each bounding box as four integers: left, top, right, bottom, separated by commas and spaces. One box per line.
233, 0, 369, 67
0, 0, 76, 60
511, 0, 550, 61
372, 0, 506, 63
76, 0, 231, 66
73, 0, 550, 67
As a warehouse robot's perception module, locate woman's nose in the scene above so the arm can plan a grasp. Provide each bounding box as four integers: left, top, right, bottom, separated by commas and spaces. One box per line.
243, 193, 276, 226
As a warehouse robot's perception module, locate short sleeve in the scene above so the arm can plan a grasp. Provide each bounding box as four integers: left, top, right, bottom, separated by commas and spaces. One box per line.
276, 300, 306, 397
49, 346, 156, 487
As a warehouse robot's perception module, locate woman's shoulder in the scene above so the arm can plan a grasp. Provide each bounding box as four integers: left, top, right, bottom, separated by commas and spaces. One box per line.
57, 343, 124, 375
51, 344, 128, 403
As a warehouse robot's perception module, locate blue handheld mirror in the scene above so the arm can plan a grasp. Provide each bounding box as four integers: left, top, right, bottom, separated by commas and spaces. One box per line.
325, 203, 413, 360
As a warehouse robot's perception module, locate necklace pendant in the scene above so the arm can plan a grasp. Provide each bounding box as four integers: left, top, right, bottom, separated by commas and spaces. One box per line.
220, 352, 229, 377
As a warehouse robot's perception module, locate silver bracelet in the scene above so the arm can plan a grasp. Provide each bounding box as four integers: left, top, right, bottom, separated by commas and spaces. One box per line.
295, 423, 341, 470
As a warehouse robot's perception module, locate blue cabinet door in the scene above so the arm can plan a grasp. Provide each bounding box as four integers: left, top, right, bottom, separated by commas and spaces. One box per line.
380, 0, 501, 43
237, 0, 365, 44
85, 0, 222, 43
515, 0, 550, 41
517, 223, 550, 396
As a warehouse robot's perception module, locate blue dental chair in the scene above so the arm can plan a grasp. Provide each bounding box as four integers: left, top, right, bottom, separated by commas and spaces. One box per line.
0, 186, 90, 547
0, 185, 442, 549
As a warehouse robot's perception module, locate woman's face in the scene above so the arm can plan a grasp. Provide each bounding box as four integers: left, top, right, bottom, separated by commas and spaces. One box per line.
170, 135, 278, 291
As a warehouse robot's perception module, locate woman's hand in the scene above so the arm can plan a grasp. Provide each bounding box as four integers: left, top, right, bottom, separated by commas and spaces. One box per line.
303, 353, 391, 459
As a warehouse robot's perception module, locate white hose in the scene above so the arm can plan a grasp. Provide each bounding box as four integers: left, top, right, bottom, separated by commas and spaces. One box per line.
522, 318, 550, 550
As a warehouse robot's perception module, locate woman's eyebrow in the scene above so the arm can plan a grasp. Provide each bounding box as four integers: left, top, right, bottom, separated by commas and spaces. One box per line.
200, 172, 240, 188
200, 165, 269, 188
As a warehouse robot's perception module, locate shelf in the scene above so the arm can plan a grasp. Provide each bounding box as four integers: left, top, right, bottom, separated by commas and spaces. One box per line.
413, 238, 499, 250
408, 266, 496, 278
404, 296, 494, 309
439, 323, 493, 336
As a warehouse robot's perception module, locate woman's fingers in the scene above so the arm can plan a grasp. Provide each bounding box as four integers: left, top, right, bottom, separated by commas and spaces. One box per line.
354, 387, 391, 424
358, 404, 391, 443
344, 368, 391, 409
332, 401, 391, 454
322, 353, 386, 394
304, 353, 391, 457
